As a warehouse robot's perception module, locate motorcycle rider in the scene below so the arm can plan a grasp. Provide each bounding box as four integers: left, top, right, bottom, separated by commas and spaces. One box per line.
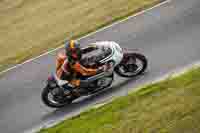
56, 40, 105, 96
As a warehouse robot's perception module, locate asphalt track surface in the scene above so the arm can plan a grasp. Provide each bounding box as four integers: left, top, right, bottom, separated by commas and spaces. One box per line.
1, 0, 200, 132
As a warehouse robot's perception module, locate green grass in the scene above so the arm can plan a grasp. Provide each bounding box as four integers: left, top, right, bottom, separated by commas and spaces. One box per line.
0, 0, 161, 72
39, 67, 200, 133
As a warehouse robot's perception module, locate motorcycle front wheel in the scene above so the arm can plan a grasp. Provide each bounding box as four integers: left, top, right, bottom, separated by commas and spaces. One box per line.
115, 53, 148, 77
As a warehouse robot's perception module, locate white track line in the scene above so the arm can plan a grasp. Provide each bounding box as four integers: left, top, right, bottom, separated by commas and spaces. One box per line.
0, 0, 170, 76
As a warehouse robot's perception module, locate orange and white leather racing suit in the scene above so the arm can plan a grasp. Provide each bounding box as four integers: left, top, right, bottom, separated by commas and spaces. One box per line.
56, 51, 98, 87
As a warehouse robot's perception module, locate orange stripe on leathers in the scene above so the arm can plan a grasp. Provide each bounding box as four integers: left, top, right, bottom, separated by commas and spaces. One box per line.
72, 62, 97, 76
56, 52, 67, 78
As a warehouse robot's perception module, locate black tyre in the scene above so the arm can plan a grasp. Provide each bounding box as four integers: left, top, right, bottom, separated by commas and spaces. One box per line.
41, 86, 72, 108
115, 53, 148, 77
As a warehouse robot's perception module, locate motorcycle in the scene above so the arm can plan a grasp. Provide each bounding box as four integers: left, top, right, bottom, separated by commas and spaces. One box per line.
41, 41, 148, 108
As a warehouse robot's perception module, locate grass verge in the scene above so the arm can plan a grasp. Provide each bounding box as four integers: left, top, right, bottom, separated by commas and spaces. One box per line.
39, 67, 200, 133
0, 0, 162, 73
